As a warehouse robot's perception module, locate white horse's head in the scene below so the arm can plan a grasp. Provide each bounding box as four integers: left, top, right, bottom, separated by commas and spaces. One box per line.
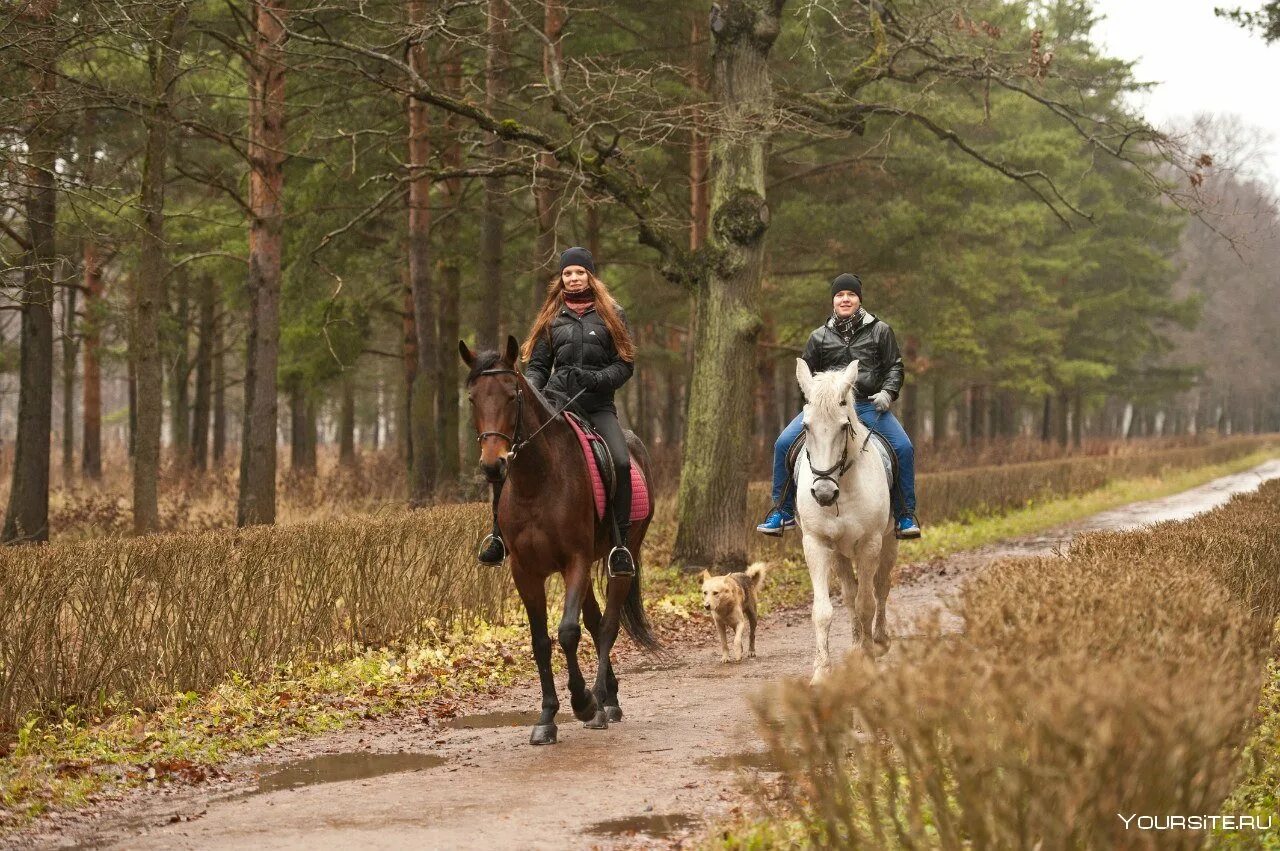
796, 358, 860, 507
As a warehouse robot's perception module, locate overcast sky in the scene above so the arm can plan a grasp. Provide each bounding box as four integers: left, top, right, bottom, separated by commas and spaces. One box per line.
1091, 0, 1280, 189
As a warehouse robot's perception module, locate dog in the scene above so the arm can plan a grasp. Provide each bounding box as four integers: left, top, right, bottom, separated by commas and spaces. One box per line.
700, 562, 769, 662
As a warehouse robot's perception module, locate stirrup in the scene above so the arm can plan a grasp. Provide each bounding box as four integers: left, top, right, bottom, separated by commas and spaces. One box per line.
607, 545, 635, 578
478, 533, 507, 565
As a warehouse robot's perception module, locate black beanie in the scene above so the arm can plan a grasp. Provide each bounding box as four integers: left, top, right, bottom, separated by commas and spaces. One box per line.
560, 246, 596, 276
830, 272, 862, 300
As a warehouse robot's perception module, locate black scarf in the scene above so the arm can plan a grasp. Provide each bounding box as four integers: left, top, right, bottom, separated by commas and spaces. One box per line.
831, 309, 863, 343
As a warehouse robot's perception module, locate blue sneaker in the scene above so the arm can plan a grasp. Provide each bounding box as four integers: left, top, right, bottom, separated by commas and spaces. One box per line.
896, 515, 921, 539
756, 509, 797, 537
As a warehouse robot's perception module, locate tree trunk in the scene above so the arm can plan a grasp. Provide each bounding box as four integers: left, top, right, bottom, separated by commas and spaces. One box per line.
532, 0, 565, 316
1071, 391, 1084, 448
673, 1, 782, 573
436, 47, 463, 485
237, 0, 287, 527
289, 386, 317, 474
931, 379, 948, 443
406, 0, 437, 502
61, 256, 78, 483
1055, 390, 1070, 447
688, 10, 710, 251
191, 276, 216, 470
81, 240, 104, 479
339, 374, 357, 466
3, 0, 59, 544
1041, 394, 1052, 442
478, 0, 508, 350
212, 308, 226, 465
169, 267, 191, 466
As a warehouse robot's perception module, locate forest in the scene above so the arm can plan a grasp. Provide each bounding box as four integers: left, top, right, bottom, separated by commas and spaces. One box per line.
2, 0, 1278, 568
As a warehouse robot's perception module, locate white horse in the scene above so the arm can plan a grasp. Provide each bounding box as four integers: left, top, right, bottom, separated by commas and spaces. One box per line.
794, 359, 898, 684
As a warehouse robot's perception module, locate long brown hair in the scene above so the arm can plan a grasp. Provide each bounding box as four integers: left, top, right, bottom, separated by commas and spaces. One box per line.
521, 271, 637, 363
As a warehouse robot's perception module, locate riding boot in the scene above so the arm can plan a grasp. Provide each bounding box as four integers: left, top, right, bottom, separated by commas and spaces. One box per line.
607, 467, 635, 577
477, 481, 506, 565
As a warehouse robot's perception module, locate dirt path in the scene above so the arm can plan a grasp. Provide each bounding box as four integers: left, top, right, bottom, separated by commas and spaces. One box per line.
21, 460, 1280, 851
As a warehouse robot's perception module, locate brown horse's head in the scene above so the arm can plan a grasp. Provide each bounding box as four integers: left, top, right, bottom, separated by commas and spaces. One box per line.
460, 335, 522, 483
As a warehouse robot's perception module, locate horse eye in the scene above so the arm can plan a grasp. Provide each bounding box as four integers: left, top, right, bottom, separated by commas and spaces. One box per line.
839, 400, 847, 407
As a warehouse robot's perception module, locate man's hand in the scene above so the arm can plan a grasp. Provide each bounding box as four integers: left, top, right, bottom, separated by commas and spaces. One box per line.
871, 390, 894, 413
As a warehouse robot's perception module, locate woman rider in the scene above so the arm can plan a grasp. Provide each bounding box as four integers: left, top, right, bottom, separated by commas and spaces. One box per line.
757, 272, 921, 539
477, 246, 639, 576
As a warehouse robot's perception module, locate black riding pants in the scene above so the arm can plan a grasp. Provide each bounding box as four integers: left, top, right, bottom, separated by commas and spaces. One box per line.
586, 408, 632, 529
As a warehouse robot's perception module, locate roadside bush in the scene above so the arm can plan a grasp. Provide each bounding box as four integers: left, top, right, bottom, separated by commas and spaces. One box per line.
756, 479, 1280, 849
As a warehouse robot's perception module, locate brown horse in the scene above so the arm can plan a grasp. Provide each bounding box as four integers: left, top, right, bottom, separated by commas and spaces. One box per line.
460, 336, 661, 745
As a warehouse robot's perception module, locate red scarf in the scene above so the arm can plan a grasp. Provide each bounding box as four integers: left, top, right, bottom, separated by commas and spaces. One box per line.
563, 289, 595, 316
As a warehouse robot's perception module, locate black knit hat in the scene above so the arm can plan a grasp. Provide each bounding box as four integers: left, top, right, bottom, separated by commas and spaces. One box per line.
560, 246, 596, 276
830, 272, 862, 300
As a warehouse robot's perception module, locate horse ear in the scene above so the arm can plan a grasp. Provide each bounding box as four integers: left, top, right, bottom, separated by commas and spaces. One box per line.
459, 340, 476, 367
795, 358, 814, 399
504, 334, 520, 366
841, 359, 859, 394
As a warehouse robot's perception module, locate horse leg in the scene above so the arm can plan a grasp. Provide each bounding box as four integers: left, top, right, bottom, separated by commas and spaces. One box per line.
514, 567, 559, 745
584, 573, 631, 729
558, 559, 598, 723
853, 534, 883, 656
802, 534, 837, 685
833, 552, 859, 643
874, 532, 898, 647
582, 583, 623, 724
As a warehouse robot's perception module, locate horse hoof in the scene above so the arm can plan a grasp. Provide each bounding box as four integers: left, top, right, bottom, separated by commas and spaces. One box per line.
603, 705, 623, 723
529, 723, 558, 745
584, 710, 609, 730
571, 693, 598, 723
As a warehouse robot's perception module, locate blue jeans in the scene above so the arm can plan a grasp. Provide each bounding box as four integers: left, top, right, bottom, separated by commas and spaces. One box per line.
771, 403, 917, 519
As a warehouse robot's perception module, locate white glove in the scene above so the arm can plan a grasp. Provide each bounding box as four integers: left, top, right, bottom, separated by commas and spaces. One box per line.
871, 390, 894, 413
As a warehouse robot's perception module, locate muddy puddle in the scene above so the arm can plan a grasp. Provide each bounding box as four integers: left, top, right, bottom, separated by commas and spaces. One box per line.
696, 750, 785, 773
444, 710, 539, 730
585, 812, 700, 838
253, 752, 445, 794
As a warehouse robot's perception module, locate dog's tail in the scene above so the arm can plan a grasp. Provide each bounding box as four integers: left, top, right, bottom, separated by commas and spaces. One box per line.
745, 561, 769, 589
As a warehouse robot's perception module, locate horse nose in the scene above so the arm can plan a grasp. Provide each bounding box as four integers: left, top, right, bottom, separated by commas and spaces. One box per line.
481, 457, 507, 483
812, 486, 838, 507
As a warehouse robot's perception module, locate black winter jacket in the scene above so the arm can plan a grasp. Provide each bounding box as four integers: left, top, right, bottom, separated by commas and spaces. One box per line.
800, 311, 905, 400
525, 301, 634, 413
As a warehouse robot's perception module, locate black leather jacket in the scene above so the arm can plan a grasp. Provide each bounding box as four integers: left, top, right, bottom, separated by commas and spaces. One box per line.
525, 301, 634, 413
800, 310, 905, 400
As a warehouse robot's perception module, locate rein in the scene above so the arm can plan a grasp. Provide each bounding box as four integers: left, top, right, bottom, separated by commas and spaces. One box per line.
475, 368, 586, 460
806, 402, 877, 515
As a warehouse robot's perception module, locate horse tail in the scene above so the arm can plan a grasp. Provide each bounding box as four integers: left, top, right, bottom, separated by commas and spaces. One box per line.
620, 556, 663, 654
619, 430, 662, 654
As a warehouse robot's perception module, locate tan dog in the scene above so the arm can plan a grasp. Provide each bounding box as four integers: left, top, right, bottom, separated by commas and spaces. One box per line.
700, 562, 768, 662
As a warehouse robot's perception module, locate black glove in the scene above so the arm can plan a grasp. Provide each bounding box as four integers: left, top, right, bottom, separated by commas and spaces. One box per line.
578, 369, 603, 391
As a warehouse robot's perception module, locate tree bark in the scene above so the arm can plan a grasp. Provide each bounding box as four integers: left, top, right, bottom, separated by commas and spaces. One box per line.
688, 10, 710, 251
673, 1, 783, 573
133, 2, 187, 534
478, 0, 508, 350
212, 308, 226, 465
406, 0, 437, 502
532, 0, 565, 316
191, 276, 216, 470
81, 240, 104, 480
3, 0, 60, 544
237, 0, 287, 526
339, 373, 357, 466
289, 385, 317, 474
61, 257, 78, 483
437, 49, 463, 484
169, 267, 191, 466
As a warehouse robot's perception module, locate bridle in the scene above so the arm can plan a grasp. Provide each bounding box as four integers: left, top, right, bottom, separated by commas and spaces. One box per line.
805, 400, 876, 511
472, 367, 584, 460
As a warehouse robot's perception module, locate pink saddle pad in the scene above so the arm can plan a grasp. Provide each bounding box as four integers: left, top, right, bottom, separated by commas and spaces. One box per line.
564, 417, 651, 522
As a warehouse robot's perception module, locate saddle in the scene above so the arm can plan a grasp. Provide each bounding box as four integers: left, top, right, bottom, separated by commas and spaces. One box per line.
785, 428, 897, 495
563, 412, 651, 522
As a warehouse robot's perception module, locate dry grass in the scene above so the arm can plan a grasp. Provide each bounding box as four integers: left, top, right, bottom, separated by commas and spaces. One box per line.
753, 479, 1280, 849
0, 504, 509, 731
